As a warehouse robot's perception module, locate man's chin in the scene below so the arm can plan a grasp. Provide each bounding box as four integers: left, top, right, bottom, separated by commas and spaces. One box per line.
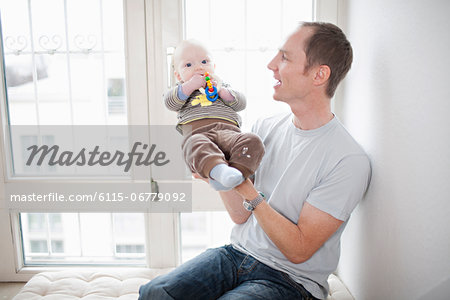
272, 94, 282, 102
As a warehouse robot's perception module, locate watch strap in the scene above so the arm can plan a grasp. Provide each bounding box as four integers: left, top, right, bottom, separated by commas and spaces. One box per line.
243, 192, 265, 211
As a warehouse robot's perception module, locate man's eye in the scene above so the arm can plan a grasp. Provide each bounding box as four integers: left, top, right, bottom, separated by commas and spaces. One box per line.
201, 60, 207, 64
186, 63, 192, 67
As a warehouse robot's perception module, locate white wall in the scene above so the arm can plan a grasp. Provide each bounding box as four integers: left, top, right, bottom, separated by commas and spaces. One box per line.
335, 0, 450, 299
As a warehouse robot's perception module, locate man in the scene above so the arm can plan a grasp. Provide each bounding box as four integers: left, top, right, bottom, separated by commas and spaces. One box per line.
139, 22, 371, 300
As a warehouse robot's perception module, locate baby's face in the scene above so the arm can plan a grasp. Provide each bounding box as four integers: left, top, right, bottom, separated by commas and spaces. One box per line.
174, 44, 215, 82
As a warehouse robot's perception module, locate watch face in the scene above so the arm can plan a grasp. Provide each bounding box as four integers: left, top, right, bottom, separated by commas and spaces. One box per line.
243, 201, 253, 211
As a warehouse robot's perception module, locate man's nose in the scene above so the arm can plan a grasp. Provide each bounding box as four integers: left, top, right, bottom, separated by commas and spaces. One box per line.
267, 56, 277, 71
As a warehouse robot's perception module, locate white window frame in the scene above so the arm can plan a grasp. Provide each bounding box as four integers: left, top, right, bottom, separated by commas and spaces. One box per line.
0, 0, 338, 282
0, 0, 181, 281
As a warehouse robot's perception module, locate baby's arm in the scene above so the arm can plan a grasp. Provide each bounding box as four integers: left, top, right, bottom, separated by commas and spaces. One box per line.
164, 74, 206, 111
219, 83, 247, 112
164, 85, 187, 111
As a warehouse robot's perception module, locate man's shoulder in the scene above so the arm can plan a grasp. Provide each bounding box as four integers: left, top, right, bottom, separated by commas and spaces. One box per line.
252, 112, 291, 134
331, 119, 368, 157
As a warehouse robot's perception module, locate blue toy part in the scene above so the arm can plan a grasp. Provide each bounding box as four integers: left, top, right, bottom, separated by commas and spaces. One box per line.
205, 85, 218, 102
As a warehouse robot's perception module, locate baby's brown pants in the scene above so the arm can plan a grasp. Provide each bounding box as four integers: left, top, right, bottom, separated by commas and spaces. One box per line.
181, 122, 265, 179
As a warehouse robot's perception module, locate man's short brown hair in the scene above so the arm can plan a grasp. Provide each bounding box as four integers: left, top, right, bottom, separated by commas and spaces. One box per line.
301, 22, 353, 98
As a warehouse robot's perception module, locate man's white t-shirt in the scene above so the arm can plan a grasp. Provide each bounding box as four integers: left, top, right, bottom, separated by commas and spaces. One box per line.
231, 113, 371, 299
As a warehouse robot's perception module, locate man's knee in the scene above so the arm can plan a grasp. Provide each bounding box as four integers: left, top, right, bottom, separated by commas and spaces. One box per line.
138, 277, 173, 300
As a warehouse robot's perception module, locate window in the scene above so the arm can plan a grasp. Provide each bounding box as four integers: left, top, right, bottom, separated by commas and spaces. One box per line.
0, 0, 150, 269
180, 211, 235, 263
0, 0, 320, 277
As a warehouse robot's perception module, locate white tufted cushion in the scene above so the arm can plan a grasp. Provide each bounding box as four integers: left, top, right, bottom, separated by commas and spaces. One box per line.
13, 269, 353, 300
327, 274, 354, 300
12, 269, 172, 300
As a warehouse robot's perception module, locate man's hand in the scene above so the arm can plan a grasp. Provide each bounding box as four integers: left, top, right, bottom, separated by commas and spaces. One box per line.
192, 173, 208, 183
193, 173, 252, 224
182, 74, 206, 96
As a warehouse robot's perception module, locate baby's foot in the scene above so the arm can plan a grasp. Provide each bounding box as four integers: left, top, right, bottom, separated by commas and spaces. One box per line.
209, 178, 231, 191
210, 164, 244, 188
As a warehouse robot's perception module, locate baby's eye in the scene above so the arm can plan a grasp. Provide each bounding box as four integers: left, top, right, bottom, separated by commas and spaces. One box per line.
185, 63, 192, 67
201, 59, 208, 64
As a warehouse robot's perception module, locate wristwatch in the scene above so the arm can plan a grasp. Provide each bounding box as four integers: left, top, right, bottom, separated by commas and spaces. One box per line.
243, 192, 265, 211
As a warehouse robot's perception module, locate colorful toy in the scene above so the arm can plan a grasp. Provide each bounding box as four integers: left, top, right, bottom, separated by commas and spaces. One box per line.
204, 72, 218, 102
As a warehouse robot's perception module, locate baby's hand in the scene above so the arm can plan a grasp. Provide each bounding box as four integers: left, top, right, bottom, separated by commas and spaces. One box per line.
208, 74, 234, 102
189, 74, 207, 89
218, 88, 235, 102
182, 74, 206, 96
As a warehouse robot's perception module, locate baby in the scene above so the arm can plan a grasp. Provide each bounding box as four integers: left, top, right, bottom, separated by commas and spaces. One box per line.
164, 39, 264, 191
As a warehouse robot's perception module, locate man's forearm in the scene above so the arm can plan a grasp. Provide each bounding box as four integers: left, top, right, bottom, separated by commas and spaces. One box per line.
251, 202, 306, 263
233, 180, 305, 262
234, 180, 343, 264
218, 189, 251, 224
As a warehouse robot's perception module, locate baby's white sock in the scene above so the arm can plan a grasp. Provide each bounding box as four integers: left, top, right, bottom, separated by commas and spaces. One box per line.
210, 164, 244, 188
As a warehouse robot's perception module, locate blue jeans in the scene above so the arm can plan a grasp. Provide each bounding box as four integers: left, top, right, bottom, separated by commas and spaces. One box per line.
139, 245, 316, 300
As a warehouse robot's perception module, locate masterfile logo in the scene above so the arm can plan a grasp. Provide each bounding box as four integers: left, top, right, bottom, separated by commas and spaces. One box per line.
5, 125, 192, 212
26, 142, 170, 172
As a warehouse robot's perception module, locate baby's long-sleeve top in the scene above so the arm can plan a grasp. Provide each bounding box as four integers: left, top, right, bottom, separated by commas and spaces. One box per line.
164, 83, 246, 133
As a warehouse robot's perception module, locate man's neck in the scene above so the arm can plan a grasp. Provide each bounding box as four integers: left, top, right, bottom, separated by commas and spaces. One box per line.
290, 97, 333, 130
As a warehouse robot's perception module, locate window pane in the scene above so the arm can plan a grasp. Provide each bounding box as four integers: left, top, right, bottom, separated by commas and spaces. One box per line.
184, 0, 314, 131
180, 211, 234, 263
20, 213, 146, 265
30, 240, 48, 253
180, 0, 314, 263
2, 0, 131, 176
1, 0, 127, 126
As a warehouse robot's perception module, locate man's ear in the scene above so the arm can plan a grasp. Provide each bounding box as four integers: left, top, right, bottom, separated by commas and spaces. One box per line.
313, 65, 331, 86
